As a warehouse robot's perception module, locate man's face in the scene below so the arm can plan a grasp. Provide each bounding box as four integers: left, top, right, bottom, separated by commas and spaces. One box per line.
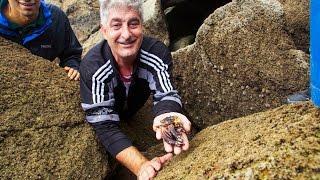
7, 0, 40, 19
101, 6, 143, 61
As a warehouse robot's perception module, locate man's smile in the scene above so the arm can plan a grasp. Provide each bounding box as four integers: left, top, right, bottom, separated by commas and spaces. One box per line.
118, 39, 137, 47
18, 1, 36, 9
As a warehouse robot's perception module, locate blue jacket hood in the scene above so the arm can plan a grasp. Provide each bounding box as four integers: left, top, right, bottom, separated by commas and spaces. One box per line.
0, 0, 52, 44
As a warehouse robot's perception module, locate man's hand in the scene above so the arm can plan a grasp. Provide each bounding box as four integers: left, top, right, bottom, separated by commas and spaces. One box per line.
64, 66, 80, 81
116, 146, 172, 180
138, 153, 173, 180
153, 112, 191, 155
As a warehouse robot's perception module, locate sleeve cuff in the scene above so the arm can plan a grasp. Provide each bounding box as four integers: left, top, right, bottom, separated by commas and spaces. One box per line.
90, 121, 132, 158
153, 100, 182, 117
60, 59, 80, 70
108, 138, 133, 157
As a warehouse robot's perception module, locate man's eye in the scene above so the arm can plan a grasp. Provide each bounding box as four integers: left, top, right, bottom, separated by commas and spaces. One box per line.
112, 24, 121, 29
129, 22, 139, 28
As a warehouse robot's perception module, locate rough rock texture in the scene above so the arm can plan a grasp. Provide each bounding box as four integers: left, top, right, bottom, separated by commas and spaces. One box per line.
152, 102, 320, 179
278, 0, 310, 53
172, 0, 309, 129
142, 0, 170, 46
0, 36, 161, 179
82, 30, 104, 56
0, 37, 109, 179
46, 0, 100, 43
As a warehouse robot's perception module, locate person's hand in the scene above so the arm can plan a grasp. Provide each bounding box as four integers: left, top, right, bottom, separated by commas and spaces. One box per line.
138, 153, 173, 180
153, 112, 191, 155
64, 66, 80, 81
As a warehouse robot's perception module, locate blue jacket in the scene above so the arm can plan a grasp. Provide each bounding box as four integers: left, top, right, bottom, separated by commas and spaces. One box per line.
0, 0, 82, 69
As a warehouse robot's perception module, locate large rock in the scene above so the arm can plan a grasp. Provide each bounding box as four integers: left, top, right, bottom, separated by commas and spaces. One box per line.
278, 0, 310, 53
172, 0, 309, 129
153, 102, 320, 179
142, 0, 170, 46
0, 35, 162, 178
82, 30, 104, 56
46, 0, 100, 43
0, 37, 108, 179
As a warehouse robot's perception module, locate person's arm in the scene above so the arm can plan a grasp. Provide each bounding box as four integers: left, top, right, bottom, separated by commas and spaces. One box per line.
151, 43, 183, 116
150, 42, 191, 154
58, 11, 82, 80
80, 59, 174, 179
116, 146, 173, 179
116, 146, 148, 175
91, 118, 172, 179
80, 62, 172, 179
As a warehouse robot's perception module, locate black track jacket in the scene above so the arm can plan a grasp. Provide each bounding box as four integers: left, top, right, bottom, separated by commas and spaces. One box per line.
80, 37, 182, 156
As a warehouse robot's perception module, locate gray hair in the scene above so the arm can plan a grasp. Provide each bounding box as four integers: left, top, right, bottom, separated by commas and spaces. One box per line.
99, 0, 143, 26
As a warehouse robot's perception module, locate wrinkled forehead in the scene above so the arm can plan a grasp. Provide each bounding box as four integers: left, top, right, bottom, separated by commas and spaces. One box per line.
106, 5, 142, 22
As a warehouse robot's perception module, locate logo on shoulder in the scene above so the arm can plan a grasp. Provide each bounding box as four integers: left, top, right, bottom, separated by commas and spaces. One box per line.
41, 44, 52, 49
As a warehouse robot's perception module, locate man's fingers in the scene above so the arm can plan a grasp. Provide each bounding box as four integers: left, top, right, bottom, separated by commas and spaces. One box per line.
138, 170, 149, 180
139, 163, 157, 180
150, 157, 162, 171
163, 140, 173, 153
180, 117, 191, 133
145, 165, 157, 178
70, 70, 80, 80
181, 133, 189, 151
139, 169, 153, 180
148, 153, 173, 174
74, 72, 80, 81
156, 129, 162, 140
159, 153, 173, 164
67, 68, 74, 77
70, 70, 78, 80
64, 66, 70, 72
173, 146, 182, 155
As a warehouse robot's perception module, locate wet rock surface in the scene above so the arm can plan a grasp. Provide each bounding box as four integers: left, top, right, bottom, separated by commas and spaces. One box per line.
152, 102, 320, 179
172, 0, 309, 129
0, 37, 109, 179
278, 0, 310, 53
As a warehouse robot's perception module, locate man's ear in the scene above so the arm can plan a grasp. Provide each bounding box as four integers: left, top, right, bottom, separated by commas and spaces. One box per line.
100, 25, 108, 40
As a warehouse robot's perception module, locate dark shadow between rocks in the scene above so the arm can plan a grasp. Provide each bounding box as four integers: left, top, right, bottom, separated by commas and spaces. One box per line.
165, 0, 232, 51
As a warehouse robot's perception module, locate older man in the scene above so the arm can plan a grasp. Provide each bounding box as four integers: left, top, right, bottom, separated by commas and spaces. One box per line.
80, 0, 191, 179
0, 0, 82, 80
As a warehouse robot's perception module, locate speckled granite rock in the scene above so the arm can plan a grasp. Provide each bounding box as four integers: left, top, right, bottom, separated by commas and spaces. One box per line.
0, 37, 109, 179
172, 0, 309, 129
153, 102, 320, 179
278, 0, 310, 53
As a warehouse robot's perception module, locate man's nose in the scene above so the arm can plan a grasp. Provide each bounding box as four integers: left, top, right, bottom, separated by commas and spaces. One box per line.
121, 26, 131, 39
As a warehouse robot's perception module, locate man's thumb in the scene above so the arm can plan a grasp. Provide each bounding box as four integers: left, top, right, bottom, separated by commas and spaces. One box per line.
159, 153, 173, 164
